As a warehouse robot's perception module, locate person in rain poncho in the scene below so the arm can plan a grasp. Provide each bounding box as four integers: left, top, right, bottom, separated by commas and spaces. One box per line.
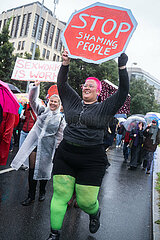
11, 80, 66, 206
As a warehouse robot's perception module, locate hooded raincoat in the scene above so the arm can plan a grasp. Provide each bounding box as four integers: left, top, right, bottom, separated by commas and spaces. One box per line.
11, 84, 66, 180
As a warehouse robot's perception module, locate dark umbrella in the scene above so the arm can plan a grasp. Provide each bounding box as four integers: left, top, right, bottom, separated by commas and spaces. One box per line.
7, 83, 21, 93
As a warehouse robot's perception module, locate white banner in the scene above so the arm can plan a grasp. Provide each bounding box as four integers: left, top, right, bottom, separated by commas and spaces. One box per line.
11, 58, 62, 82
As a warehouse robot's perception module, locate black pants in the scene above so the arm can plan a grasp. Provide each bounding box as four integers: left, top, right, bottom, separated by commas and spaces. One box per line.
28, 168, 48, 199
28, 150, 47, 199
130, 145, 142, 168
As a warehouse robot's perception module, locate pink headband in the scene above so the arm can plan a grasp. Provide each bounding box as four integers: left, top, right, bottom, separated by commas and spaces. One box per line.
85, 77, 102, 92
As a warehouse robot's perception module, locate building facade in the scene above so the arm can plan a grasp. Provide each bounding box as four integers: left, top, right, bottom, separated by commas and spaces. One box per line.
128, 67, 160, 104
0, 1, 65, 61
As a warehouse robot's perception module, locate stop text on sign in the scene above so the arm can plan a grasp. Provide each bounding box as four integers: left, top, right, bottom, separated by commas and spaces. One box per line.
61, 3, 137, 64
71, 14, 131, 38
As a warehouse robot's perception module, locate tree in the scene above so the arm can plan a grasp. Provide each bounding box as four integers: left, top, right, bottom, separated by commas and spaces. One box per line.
0, 18, 14, 83
24, 46, 40, 60
129, 77, 159, 114
68, 58, 118, 95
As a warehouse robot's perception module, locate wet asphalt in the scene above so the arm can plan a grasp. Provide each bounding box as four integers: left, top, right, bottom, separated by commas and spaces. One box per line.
0, 145, 152, 240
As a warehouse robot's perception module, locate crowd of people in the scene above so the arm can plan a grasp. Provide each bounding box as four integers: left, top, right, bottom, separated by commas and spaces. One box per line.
114, 119, 160, 174
0, 50, 160, 240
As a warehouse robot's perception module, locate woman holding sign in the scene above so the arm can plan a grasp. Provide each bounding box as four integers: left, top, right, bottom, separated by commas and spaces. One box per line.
11, 81, 66, 205
47, 50, 129, 240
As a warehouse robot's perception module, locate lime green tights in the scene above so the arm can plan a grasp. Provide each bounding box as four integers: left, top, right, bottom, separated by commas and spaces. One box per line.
50, 175, 100, 230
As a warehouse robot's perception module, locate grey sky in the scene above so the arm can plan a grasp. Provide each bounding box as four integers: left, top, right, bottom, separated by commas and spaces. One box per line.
1, 0, 160, 80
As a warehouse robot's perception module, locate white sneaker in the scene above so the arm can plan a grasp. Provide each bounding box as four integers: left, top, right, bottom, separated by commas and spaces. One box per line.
20, 165, 29, 171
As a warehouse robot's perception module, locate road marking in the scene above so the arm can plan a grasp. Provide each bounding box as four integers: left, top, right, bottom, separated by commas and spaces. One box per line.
0, 168, 15, 174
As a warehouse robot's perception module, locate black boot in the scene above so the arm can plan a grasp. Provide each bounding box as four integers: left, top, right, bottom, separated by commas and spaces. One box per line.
21, 169, 37, 206
21, 197, 35, 206
39, 180, 47, 201
89, 209, 101, 233
46, 230, 60, 240
28, 168, 37, 198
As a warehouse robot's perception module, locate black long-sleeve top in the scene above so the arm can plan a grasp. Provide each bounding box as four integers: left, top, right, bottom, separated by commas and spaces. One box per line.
57, 65, 129, 146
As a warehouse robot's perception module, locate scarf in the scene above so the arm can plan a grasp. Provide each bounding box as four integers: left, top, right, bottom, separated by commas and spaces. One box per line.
149, 124, 158, 144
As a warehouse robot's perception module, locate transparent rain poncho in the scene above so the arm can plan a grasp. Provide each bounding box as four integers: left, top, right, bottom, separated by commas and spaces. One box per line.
11, 84, 65, 180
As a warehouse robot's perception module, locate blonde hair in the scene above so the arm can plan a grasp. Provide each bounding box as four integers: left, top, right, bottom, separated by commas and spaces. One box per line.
50, 94, 60, 103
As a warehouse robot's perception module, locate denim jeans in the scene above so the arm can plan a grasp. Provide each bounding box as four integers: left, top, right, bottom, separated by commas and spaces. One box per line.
19, 130, 29, 148
116, 134, 122, 146
123, 142, 130, 160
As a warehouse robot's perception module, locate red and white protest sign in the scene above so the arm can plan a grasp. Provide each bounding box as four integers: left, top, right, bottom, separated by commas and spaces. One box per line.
11, 58, 62, 82
61, 2, 137, 64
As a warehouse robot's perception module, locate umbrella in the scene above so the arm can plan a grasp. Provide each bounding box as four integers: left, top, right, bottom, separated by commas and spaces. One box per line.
144, 112, 160, 127
131, 114, 145, 118
114, 113, 127, 119
123, 115, 146, 131
117, 117, 126, 123
14, 93, 45, 106
0, 80, 19, 115
7, 83, 21, 93
14, 93, 29, 104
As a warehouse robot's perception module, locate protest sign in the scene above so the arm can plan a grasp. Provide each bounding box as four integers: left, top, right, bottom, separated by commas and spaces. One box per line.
11, 58, 61, 82
61, 2, 137, 64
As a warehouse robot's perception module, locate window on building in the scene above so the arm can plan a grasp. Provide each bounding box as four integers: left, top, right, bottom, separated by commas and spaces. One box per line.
37, 17, 44, 41
30, 42, 34, 52
14, 16, 21, 38
12, 42, 15, 48
0, 20, 2, 30
57, 55, 60, 62
25, 13, 31, 36
42, 48, 46, 58
58, 40, 63, 52
3, 19, 7, 28
43, 21, 50, 44
20, 14, 26, 37
46, 50, 50, 59
32, 14, 39, 38
53, 54, 56, 61
17, 41, 21, 50
11, 17, 16, 37
21, 41, 25, 50
48, 24, 55, 46
54, 28, 60, 49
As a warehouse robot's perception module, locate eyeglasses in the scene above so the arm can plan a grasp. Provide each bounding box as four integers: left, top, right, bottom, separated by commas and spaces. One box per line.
81, 84, 96, 89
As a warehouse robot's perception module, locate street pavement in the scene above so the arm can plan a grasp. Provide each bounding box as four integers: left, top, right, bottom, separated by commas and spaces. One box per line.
0, 145, 153, 240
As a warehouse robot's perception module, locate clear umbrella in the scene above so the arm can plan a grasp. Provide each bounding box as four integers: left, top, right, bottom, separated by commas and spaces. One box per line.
144, 112, 160, 127
123, 115, 146, 131
116, 117, 126, 123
